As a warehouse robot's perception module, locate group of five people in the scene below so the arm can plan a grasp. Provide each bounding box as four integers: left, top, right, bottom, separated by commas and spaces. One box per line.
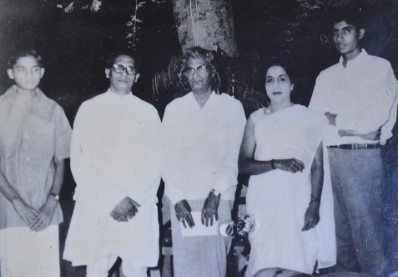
0, 9, 397, 277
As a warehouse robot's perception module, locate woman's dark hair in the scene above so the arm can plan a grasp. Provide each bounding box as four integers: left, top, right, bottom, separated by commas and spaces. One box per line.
263, 54, 297, 105
179, 46, 221, 92
7, 48, 43, 69
264, 55, 296, 85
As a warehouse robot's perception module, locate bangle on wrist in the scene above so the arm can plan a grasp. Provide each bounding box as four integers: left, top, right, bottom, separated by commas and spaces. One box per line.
271, 159, 276, 170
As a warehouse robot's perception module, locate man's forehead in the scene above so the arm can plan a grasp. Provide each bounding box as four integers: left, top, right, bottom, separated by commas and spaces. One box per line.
186, 57, 206, 66
14, 56, 40, 67
333, 20, 354, 29
114, 55, 135, 65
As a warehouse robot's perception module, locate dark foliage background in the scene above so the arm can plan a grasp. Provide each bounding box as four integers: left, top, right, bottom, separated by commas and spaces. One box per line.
1, 0, 398, 275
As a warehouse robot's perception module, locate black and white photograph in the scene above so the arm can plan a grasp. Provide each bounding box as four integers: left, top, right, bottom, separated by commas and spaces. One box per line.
1, 0, 398, 276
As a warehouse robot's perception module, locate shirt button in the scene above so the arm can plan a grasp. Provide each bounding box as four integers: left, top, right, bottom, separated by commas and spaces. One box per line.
26, 157, 30, 161
24, 134, 30, 139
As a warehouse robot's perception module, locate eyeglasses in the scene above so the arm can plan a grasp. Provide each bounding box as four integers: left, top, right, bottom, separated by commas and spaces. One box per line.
112, 64, 137, 75
182, 64, 209, 76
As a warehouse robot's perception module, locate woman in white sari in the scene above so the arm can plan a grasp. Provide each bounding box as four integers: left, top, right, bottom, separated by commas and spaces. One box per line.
239, 58, 336, 276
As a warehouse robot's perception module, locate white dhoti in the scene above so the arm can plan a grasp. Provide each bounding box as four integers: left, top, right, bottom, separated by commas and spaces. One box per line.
0, 225, 60, 277
171, 199, 232, 277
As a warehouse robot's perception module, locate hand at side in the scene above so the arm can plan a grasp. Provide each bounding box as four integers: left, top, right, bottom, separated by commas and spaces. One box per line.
201, 191, 220, 227
175, 199, 195, 228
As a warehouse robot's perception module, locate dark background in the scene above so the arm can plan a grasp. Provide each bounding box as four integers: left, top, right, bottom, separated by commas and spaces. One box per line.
1, 0, 398, 275
2, 1, 398, 115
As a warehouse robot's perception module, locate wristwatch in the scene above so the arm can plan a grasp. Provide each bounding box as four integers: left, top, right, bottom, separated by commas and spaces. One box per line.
49, 192, 60, 201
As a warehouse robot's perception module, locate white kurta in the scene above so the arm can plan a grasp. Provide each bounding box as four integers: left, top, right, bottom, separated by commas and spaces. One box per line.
246, 105, 336, 276
63, 90, 161, 267
162, 92, 246, 203
161, 91, 246, 277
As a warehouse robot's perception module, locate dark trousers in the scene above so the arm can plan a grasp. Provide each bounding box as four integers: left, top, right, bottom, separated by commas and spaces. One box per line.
328, 148, 386, 276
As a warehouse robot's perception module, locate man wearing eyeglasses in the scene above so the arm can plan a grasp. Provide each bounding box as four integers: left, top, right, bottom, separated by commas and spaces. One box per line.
161, 47, 246, 277
64, 52, 161, 277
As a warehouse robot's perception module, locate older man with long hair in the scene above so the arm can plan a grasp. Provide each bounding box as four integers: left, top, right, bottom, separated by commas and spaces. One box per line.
161, 47, 246, 277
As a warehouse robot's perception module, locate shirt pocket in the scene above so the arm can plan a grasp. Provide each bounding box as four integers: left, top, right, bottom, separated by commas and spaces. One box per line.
23, 116, 55, 161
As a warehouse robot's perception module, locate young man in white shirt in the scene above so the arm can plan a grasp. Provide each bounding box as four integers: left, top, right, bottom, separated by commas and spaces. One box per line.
309, 8, 398, 276
0, 48, 72, 277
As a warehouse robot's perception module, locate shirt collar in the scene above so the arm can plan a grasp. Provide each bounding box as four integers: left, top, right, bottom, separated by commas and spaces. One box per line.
338, 49, 368, 68
6, 85, 40, 96
188, 90, 217, 108
5, 85, 44, 104
106, 88, 133, 99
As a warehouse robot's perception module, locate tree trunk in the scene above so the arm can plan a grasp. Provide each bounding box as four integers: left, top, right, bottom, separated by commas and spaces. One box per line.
171, 0, 239, 57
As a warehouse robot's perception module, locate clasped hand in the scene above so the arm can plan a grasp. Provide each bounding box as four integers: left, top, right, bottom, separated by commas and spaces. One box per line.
274, 158, 304, 173
110, 196, 140, 222
338, 127, 381, 141
13, 197, 58, 232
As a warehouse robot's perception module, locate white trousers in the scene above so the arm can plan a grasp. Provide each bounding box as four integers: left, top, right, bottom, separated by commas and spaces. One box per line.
0, 225, 60, 277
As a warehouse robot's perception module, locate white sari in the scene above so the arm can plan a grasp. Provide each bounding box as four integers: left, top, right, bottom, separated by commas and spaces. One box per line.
246, 105, 336, 276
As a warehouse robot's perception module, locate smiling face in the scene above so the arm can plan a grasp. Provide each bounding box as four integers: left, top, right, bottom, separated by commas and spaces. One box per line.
265, 65, 294, 104
7, 55, 44, 92
184, 56, 212, 95
333, 20, 364, 60
105, 54, 140, 95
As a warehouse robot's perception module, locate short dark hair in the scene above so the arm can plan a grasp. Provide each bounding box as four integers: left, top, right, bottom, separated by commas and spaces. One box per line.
179, 46, 221, 92
105, 51, 140, 72
331, 5, 366, 30
7, 48, 43, 69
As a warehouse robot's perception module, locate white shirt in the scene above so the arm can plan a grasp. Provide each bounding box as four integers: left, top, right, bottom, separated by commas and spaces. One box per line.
0, 86, 71, 229
162, 92, 246, 203
310, 50, 398, 145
